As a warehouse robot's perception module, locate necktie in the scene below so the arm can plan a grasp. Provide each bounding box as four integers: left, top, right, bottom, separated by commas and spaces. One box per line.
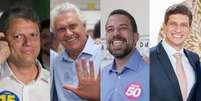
174, 53, 187, 101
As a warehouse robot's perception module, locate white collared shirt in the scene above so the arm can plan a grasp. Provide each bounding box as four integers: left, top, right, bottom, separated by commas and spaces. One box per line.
0, 60, 50, 101
162, 40, 195, 97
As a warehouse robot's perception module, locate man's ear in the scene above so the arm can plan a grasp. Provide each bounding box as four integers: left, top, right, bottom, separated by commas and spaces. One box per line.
134, 32, 139, 43
189, 26, 192, 32
187, 26, 192, 38
0, 32, 6, 41
83, 21, 87, 28
161, 22, 166, 38
162, 22, 165, 31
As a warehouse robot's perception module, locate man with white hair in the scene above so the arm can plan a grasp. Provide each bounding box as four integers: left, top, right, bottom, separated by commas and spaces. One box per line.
50, 2, 101, 101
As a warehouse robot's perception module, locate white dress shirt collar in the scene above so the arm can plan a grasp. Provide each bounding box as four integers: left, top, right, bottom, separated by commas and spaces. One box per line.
1, 60, 49, 84
162, 40, 185, 57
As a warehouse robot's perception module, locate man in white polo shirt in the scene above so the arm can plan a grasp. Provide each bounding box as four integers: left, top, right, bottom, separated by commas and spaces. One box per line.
0, 5, 50, 101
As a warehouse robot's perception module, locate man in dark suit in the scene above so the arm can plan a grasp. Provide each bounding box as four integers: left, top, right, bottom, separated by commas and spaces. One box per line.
196, 63, 201, 101
150, 4, 200, 101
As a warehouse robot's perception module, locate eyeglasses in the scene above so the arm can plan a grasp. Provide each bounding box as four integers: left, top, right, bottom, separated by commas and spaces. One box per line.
9, 32, 40, 43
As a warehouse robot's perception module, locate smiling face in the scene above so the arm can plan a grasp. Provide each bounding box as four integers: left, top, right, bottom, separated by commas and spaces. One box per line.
163, 14, 191, 50
54, 11, 87, 53
106, 14, 138, 59
6, 18, 40, 66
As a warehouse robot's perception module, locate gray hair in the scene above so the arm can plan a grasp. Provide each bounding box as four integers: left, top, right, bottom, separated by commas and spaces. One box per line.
50, 2, 85, 32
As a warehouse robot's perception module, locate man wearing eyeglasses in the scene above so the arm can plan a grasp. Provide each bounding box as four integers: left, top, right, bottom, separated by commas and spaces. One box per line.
0, 5, 49, 101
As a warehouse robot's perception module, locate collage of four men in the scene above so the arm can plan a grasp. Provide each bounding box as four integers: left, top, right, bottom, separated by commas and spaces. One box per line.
0, 1, 201, 101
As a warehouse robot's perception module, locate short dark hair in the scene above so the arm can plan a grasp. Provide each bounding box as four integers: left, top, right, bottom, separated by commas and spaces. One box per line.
40, 19, 50, 32
164, 4, 192, 26
108, 9, 138, 33
93, 20, 100, 39
0, 5, 40, 33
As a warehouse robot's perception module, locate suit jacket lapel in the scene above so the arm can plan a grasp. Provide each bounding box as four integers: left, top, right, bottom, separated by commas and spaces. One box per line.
156, 42, 182, 100
184, 49, 197, 71
183, 49, 197, 101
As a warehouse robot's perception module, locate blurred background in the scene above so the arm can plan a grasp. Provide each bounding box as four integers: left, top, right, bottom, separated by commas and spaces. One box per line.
0, 0, 49, 21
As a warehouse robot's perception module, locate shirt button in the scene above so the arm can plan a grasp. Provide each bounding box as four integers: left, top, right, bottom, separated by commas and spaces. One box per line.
115, 88, 118, 92
118, 76, 121, 79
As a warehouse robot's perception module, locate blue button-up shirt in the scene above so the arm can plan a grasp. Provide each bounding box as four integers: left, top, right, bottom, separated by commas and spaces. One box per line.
101, 49, 149, 101
51, 37, 102, 101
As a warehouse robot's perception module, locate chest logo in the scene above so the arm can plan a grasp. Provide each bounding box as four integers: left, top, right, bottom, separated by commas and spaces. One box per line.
125, 83, 142, 99
0, 90, 20, 101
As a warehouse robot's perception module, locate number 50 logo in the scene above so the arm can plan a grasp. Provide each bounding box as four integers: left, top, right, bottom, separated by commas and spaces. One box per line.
125, 83, 142, 99
0, 91, 19, 101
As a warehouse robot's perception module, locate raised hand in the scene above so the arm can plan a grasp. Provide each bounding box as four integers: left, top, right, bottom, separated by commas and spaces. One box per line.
0, 32, 10, 64
63, 59, 100, 101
